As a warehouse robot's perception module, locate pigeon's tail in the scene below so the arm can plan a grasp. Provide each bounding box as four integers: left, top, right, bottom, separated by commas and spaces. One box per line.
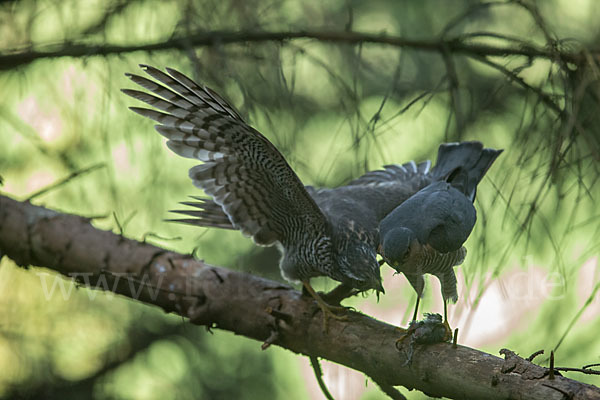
431, 141, 503, 201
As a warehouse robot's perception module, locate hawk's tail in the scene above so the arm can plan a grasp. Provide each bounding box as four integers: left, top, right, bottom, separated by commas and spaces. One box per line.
431, 141, 502, 201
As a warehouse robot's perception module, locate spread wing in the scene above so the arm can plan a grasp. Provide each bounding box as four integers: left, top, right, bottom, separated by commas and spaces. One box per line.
123, 65, 328, 246
168, 160, 434, 233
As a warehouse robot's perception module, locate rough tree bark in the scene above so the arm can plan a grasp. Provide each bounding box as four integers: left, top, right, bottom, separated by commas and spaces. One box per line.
1, 194, 598, 400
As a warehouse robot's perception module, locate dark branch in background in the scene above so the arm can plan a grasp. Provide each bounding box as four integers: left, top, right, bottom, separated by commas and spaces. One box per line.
374, 379, 408, 400
1, 194, 599, 400
4, 321, 193, 399
309, 356, 335, 400
470, 54, 563, 116
0, 30, 594, 71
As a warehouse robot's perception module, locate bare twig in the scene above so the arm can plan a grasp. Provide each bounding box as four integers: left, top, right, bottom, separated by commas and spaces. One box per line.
471, 54, 564, 115
527, 349, 545, 362
554, 366, 600, 376
141, 232, 183, 243
26, 163, 105, 201
554, 281, 600, 353
261, 329, 279, 351
440, 1, 507, 37
441, 46, 464, 134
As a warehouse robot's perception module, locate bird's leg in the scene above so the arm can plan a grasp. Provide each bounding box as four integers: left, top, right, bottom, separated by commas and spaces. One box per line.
442, 300, 453, 341
411, 295, 421, 322
302, 281, 348, 330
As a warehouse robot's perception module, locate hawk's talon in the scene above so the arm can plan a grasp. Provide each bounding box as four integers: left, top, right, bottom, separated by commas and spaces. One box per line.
442, 301, 453, 342
302, 281, 350, 331
313, 301, 349, 332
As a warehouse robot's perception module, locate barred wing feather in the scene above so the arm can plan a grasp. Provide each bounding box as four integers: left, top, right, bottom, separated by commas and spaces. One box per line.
123, 65, 328, 246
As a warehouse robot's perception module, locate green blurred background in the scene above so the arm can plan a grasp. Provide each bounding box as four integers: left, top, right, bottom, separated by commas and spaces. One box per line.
0, 0, 599, 398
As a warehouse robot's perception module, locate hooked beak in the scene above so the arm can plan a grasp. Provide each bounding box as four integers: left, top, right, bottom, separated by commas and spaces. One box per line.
374, 281, 385, 302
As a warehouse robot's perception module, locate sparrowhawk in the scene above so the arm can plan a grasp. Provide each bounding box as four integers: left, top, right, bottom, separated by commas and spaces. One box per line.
123, 65, 402, 320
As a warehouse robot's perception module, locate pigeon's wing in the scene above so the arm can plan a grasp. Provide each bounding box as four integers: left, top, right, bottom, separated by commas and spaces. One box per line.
419, 184, 476, 253
311, 160, 434, 223
123, 65, 328, 246
346, 161, 431, 187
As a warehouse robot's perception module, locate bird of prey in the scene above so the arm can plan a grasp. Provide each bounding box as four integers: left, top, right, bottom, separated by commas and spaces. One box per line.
123, 65, 424, 321
378, 141, 502, 337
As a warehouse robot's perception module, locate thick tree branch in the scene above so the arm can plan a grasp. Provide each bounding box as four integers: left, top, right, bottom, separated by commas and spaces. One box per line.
0, 30, 593, 70
1, 194, 599, 400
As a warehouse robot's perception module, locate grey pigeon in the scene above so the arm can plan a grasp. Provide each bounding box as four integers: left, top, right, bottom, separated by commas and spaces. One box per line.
378, 141, 502, 334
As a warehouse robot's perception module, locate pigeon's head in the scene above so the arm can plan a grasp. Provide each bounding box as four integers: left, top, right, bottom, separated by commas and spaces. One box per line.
380, 227, 415, 271
336, 242, 384, 294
